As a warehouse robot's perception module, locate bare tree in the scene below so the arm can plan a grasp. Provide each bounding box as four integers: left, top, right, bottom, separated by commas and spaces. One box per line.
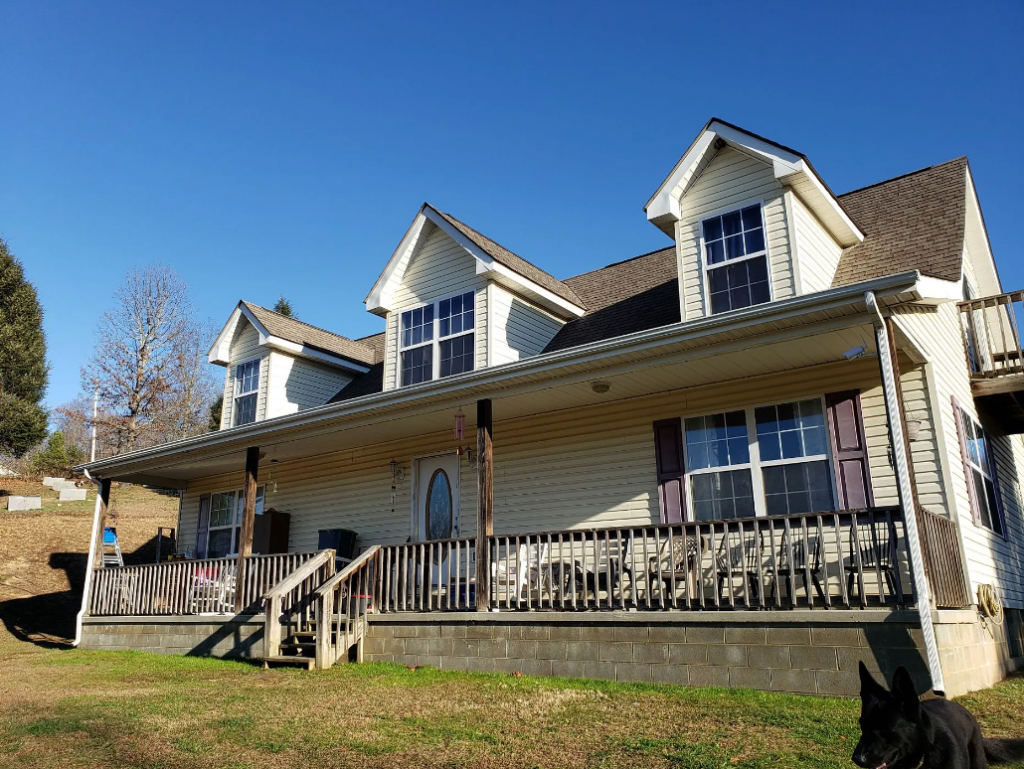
83, 266, 216, 453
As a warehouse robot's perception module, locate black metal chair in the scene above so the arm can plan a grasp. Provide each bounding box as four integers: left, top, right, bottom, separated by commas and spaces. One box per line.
776, 530, 825, 606
845, 515, 899, 604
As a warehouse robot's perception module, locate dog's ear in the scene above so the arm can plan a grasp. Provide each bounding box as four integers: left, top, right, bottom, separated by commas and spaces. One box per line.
859, 661, 887, 700
890, 667, 921, 719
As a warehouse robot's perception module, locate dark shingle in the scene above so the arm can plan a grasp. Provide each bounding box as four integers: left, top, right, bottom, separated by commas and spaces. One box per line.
832, 157, 968, 287
242, 302, 378, 366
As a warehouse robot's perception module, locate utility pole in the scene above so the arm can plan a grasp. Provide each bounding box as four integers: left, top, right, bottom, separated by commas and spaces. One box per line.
90, 384, 99, 462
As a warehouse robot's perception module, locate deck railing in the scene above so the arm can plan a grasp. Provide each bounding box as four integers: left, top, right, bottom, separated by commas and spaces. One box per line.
918, 507, 972, 609
959, 290, 1024, 382
375, 508, 913, 613
87, 551, 321, 616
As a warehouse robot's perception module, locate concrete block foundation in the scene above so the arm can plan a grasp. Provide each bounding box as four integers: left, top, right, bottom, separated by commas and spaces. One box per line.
80, 615, 265, 658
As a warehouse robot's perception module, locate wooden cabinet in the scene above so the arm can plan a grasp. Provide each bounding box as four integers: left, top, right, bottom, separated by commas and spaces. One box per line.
252, 509, 290, 555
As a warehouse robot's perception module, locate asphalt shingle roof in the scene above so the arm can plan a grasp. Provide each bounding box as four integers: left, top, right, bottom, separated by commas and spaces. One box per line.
242, 302, 378, 366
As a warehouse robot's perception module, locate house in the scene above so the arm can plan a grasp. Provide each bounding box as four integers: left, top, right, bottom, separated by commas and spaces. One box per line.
75, 119, 1024, 699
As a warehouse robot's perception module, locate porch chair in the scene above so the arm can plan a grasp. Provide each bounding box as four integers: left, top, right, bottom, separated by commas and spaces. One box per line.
775, 527, 826, 606
845, 514, 900, 604
647, 531, 705, 603
565, 531, 635, 607
714, 522, 767, 605
491, 540, 549, 605
187, 565, 237, 613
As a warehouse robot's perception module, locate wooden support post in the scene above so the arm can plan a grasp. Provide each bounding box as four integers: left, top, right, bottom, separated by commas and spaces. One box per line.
476, 399, 493, 611
234, 446, 260, 613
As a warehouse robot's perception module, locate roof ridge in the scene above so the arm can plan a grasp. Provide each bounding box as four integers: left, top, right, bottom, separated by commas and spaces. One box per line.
241, 301, 373, 349
838, 156, 968, 198
565, 245, 676, 282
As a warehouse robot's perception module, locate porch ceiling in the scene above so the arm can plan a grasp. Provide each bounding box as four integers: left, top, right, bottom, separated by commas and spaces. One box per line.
104, 310, 885, 487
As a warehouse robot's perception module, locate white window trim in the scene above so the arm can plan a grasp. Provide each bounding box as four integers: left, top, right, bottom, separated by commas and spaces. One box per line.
232, 355, 262, 427
207, 485, 266, 558
397, 289, 477, 387
960, 410, 1003, 536
698, 198, 774, 317
681, 396, 837, 520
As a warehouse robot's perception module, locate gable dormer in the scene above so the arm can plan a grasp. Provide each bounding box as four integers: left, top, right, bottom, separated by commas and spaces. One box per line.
645, 119, 864, 321
365, 205, 585, 391
209, 302, 376, 427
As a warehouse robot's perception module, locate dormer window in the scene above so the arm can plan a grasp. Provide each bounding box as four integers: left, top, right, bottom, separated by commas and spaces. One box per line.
702, 204, 770, 315
400, 290, 476, 386
234, 359, 260, 425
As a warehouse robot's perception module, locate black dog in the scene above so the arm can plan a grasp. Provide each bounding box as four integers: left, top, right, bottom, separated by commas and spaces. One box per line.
854, 662, 1024, 768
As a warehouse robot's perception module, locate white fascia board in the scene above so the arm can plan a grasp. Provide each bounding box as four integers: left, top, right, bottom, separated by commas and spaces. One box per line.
963, 167, 1001, 296
207, 304, 262, 365
365, 210, 430, 316
776, 159, 864, 246
475, 260, 585, 319
645, 129, 717, 220
263, 336, 371, 374
79, 270, 924, 479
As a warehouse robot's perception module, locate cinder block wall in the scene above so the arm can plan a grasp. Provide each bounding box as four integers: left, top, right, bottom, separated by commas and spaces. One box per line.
364, 612, 929, 697
80, 616, 264, 658
934, 609, 1023, 696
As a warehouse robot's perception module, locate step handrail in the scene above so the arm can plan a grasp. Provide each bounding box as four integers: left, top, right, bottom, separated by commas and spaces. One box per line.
263, 548, 336, 659
314, 546, 380, 597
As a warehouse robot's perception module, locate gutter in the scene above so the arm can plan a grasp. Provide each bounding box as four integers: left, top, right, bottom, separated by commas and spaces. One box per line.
865, 290, 945, 694
73, 468, 104, 646
79, 270, 926, 478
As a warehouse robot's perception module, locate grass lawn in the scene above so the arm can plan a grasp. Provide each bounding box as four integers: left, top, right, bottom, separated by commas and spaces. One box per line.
1, 642, 1024, 769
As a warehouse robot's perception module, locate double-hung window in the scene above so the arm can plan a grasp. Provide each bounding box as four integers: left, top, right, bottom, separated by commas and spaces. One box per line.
702, 204, 770, 315
400, 290, 475, 386
207, 486, 265, 558
233, 359, 260, 426
683, 399, 835, 520
958, 409, 1003, 536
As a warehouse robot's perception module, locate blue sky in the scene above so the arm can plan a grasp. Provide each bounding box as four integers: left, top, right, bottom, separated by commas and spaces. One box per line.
2, 1, 1023, 412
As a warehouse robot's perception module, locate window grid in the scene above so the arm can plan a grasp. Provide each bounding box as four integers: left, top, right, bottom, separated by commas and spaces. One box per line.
233, 358, 260, 426
206, 486, 265, 558
399, 290, 475, 386
702, 204, 771, 315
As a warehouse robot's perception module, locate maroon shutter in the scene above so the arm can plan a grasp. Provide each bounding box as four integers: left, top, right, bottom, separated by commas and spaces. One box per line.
653, 418, 686, 524
825, 390, 873, 510
195, 494, 212, 558
952, 397, 983, 527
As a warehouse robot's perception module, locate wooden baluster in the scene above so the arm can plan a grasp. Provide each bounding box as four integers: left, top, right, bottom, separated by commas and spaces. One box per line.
850, 513, 867, 608
889, 510, 905, 605
801, 517, 813, 608
834, 514, 848, 608
782, 519, 796, 609
817, 516, 830, 608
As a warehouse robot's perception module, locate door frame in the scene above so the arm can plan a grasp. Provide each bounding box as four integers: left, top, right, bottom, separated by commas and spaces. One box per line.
410, 451, 461, 541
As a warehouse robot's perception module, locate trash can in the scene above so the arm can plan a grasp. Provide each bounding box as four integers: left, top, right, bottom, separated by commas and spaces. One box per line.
317, 528, 358, 561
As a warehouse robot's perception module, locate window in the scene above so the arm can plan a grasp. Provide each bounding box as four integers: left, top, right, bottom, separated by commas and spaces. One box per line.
682, 399, 835, 520
399, 290, 475, 386
958, 408, 1003, 536
234, 359, 260, 426
207, 486, 265, 558
755, 400, 833, 515
684, 410, 755, 520
702, 204, 770, 315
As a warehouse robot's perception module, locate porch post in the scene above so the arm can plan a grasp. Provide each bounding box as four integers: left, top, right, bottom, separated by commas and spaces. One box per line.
866, 292, 945, 694
476, 399, 493, 611
74, 476, 110, 646
234, 446, 260, 613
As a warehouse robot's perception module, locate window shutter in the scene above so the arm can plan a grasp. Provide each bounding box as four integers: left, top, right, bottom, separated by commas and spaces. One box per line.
653, 418, 686, 524
952, 397, 983, 527
985, 435, 1008, 538
195, 494, 212, 558
825, 390, 873, 510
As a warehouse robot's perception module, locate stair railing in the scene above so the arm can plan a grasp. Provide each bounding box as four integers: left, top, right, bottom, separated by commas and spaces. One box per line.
313, 546, 381, 669
262, 548, 336, 659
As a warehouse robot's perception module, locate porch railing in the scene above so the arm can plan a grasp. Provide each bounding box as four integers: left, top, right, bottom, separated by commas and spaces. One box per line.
263, 549, 337, 658
375, 508, 912, 613
959, 290, 1024, 382
87, 551, 322, 616
918, 507, 972, 609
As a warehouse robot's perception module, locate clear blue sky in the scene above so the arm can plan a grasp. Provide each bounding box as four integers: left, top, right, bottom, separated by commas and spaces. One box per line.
2, 1, 1022, 412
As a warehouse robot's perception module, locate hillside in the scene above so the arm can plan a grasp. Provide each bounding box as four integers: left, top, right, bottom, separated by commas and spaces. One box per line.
0, 479, 179, 646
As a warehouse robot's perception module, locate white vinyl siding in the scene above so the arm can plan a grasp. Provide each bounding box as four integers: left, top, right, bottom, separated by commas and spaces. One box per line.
265, 351, 354, 418
383, 225, 488, 390
489, 283, 564, 365
675, 146, 795, 321
894, 302, 1024, 609
220, 320, 268, 429
180, 358, 903, 555
790, 192, 844, 294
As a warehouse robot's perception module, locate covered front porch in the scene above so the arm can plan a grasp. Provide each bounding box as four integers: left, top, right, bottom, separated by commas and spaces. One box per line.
77, 275, 973, 690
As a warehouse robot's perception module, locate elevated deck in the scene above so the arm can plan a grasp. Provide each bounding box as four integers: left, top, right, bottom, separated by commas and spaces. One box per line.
960, 290, 1024, 432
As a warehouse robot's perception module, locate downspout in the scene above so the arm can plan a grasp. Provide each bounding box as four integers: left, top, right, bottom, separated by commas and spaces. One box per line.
73, 467, 105, 647
865, 290, 945, 694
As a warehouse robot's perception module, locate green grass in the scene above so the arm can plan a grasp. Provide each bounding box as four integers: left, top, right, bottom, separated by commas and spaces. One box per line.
1, 647, 1022, 768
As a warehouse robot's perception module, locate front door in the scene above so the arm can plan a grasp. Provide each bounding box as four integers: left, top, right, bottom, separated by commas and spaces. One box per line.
414, 454, 460, 541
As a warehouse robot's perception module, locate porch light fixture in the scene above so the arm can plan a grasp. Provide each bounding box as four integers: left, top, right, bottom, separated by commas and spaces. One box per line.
591, 381, 611, 394
454, 408, 466, 441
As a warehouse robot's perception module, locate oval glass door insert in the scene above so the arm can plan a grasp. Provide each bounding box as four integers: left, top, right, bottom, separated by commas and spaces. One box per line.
426, 469, 453, 540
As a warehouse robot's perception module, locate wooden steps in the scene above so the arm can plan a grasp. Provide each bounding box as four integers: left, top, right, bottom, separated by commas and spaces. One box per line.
263, 654, 315, 670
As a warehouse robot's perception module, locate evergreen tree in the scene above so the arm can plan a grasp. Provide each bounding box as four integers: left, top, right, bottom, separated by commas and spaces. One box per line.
31, 431, 85, 476
272, 296, 295, 318
0, 238, 49, 456
208, 395, 223, 431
